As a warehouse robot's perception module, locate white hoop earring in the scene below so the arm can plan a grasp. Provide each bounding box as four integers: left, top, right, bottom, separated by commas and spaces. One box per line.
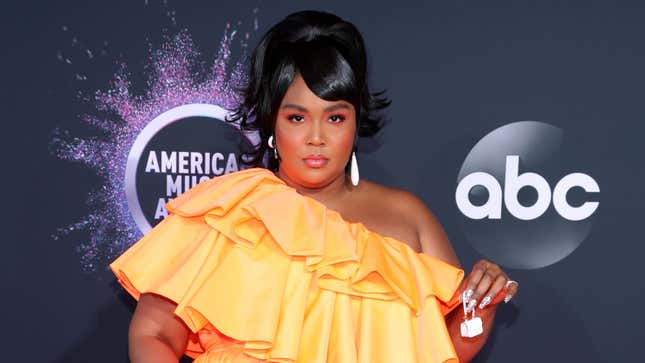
267, 135, 278, 159
350, 151, 359, 186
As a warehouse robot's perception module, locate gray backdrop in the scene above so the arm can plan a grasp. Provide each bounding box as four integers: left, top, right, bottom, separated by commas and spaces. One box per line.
2, 0, 643, 362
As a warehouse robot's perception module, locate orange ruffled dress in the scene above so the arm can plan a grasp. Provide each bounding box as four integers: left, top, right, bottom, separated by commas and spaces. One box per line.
110, 167, 465, 363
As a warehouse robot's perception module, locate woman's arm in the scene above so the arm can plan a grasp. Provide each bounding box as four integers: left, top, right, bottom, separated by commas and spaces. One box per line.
403, 192, 493, 362
128, 293, 191, 363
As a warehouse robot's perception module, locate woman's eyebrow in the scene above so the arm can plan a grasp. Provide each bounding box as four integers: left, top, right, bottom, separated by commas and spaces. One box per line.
280, 103, 351, 112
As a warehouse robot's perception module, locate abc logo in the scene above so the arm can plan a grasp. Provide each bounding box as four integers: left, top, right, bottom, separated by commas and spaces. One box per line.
455, 121, 599, 269
456, 155, 599, 221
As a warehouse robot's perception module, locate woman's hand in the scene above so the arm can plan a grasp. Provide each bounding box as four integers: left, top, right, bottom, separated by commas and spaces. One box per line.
460, 259, 519, 312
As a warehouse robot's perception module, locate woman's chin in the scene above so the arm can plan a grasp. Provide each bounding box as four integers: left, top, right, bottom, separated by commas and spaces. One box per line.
287, 168, 342, 189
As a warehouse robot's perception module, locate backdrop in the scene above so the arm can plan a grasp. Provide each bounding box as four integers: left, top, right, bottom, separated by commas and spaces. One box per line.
3, 0, 644, 362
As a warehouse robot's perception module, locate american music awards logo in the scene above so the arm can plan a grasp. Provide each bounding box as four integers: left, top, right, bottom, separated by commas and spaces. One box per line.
50, 8, 260, 272
125, 104, 253, 233
455, 121, 600, 269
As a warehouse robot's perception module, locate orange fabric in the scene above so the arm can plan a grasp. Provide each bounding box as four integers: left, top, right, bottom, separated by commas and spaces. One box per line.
109, 167, 465, 363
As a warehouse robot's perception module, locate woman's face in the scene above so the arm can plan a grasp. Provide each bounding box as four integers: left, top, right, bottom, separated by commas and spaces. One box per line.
274, 73, 356, 188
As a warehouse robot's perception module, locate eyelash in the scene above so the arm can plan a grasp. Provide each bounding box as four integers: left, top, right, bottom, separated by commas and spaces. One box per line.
287, 114, 346, 123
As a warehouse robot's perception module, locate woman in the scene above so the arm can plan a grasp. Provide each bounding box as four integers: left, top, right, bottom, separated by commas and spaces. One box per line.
110, 10, 519, 363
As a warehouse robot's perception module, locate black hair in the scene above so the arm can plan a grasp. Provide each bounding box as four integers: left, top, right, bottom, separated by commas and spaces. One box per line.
226, 9, 391, 171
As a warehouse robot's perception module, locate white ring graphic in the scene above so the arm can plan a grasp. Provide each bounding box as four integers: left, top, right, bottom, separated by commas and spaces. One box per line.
125, 103, 246, 233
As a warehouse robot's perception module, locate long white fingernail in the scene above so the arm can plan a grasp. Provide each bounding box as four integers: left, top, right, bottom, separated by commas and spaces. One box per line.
504, 294, 512, 303
465, 298, 477, 313
478, 296, 491, 309
464, 289, 474, 301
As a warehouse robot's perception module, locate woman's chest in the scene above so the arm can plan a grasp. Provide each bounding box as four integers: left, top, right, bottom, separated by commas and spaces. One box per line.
336, 201, 420, 251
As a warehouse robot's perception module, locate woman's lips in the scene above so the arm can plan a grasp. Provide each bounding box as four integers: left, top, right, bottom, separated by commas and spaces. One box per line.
303, 156, 328, 168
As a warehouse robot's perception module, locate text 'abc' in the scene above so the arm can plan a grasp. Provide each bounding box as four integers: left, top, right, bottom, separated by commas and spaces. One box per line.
456, 155, 599, 221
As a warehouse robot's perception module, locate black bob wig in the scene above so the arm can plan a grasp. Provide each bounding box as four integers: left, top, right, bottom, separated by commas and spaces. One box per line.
226, 10, 391, 171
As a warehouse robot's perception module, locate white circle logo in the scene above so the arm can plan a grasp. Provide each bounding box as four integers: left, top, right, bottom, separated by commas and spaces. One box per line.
455, 121, 600, 269
125, 103, 256, 233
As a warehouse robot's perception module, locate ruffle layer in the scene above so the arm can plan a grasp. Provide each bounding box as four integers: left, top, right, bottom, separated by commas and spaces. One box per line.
110, 168, 465, 363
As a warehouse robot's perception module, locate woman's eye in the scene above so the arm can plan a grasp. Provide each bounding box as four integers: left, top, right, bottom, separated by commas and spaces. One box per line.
287, 115, 305, 123
329, 115, 346, 123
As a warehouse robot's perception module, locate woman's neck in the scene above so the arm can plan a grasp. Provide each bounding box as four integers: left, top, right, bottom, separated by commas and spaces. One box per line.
276, 169, 353, 208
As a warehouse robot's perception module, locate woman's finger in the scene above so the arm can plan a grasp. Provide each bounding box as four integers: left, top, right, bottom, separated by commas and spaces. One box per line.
489, 279, 519, 305
502, 280, 519, 303
461, 259, 520, 310
463, 260, 487, 302
478, 274, 508, 309
469, 268, 497, 310
464, 260, 504, 312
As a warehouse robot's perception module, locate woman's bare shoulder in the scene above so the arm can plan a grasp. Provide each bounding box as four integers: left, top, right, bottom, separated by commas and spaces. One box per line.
357, 178, 426, 212
350, 179, 427, 243
356, 179, 460, 266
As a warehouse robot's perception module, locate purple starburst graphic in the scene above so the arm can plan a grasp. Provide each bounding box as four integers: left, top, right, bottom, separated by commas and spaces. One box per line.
51, 15, 258, 272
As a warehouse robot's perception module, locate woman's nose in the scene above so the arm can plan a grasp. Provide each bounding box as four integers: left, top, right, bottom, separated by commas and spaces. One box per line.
307, 120, 325, 145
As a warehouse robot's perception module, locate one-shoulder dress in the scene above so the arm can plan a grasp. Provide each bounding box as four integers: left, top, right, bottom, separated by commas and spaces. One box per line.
109, 167, 465, 363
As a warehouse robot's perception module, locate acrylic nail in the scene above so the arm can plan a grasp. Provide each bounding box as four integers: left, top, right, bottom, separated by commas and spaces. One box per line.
478, 295, 492, 309
504, 294, 513, 303
465, 298, 477, 313
464, 288, 474, 302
